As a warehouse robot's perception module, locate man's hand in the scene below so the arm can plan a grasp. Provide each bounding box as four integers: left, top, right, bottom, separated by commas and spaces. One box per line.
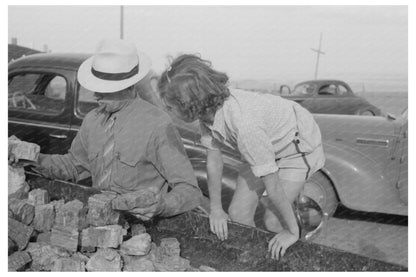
209, 207, 229, 241
268, 229, 299, 260
8, 154, 37, 168
128, 187, 165, 221
8, 153, 19, 166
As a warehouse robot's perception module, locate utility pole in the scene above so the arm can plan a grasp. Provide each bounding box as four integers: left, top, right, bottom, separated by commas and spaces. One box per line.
311, 33, 325, 80
120, 6, 124, 39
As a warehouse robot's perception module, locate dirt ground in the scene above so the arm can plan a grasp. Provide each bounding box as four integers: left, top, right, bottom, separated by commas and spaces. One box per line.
312, 217, 408, 267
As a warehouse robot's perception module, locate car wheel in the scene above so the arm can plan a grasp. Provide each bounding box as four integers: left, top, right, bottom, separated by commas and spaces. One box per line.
303, 171, 338, 217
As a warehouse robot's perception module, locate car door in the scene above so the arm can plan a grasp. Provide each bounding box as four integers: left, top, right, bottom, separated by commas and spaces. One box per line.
72, 82, 99, 127
287, 83, 318, 113
396, 110, 408, 204
8, 68, 75, 154
336, 83, 362, 115
314, 84, 340, 114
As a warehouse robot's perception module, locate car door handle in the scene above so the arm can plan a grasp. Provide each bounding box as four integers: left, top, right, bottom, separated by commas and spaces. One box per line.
49, 134, 67, 139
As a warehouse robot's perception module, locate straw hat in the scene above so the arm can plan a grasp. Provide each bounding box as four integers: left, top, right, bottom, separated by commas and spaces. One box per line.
77, 39, 151, 93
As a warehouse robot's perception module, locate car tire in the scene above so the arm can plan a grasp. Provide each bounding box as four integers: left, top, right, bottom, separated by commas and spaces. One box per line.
303, 171, 338, 217
356, 107, 375, 116
360, 110, 375, 116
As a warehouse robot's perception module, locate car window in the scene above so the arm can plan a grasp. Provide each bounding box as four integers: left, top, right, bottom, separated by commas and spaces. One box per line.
77, 85, 98, 116
337, 85, 350, 96
45, 76, 66, 100
318, 84, 337, 95
8, 73, 67, 114
292, 84, 316, 96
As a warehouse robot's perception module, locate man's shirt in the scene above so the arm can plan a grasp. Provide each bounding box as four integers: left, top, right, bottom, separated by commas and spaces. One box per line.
37, 98, 201, 216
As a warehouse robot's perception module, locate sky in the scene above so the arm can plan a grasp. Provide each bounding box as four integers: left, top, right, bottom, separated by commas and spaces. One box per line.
8, 5, 408, 89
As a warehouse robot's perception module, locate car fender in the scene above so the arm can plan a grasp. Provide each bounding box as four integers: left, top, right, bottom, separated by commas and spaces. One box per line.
182, 139, 239, 191
322, 142, 406, 215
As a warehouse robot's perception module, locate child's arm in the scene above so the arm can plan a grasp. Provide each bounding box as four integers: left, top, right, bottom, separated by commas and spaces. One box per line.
207, 148, 228, 240
262, 172, 300, 260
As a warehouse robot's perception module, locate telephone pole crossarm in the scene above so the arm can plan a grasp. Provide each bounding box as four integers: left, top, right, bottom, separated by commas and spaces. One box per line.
311, 48, 325, 55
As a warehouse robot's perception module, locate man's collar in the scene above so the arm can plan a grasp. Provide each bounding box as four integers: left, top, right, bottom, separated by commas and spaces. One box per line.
97, 98, 138, 127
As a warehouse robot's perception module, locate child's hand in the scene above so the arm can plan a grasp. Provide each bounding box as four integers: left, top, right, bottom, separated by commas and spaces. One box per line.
209, 207, 229, 241
268, 229, 299, 260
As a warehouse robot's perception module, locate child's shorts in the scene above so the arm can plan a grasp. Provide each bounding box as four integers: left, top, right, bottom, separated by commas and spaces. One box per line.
238, 140, 325, 185
275, 141, 325, 182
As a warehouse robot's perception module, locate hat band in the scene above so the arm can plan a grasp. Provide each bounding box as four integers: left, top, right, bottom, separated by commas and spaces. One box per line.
91, 65, 139, 81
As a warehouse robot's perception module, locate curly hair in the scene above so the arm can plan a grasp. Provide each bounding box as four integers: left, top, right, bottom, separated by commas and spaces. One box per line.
158, 54, 230, 121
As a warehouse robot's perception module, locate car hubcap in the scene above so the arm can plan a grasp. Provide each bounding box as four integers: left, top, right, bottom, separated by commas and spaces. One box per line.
303, 179, 326, 210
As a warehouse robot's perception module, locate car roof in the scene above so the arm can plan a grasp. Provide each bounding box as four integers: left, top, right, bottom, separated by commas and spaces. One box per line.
8, 53, 91, 71
295, 79, 349, 87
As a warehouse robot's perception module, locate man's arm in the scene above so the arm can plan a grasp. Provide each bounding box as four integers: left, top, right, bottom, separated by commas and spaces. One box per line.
148, 122, 202, 217
160, 183, 201, 217
33, 122, 90, 182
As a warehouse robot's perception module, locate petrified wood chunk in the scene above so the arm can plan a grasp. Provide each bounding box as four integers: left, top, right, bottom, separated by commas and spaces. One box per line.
81, 225, 126, 249
10, 138, 40, 162
52, 257, 86, 272
87, 193, 120, 227
8, 218, 34, 250
8, 251, 31, 271
8, 165, 26, 197
55, 199, 87, 230
120, 233, 152, 256
50, 225, 79, 252
86, 248, 122, 272
112, 189, 157, 210
33, 204, 55, 232
124, 256, 155, 272
8, 198, 35, 225
27, 188, 49, 206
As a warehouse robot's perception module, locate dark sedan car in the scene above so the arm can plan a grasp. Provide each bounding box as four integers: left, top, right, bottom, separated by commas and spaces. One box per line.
9, 54, 407, 223
280, 80, 382, 116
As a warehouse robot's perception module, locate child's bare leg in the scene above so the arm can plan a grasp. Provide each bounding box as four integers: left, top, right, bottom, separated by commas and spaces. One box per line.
228, 165, 263, 226
263, 178, 305, 233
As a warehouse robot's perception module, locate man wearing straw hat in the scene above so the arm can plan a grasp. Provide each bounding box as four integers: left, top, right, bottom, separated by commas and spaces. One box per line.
16, 39, 202, 220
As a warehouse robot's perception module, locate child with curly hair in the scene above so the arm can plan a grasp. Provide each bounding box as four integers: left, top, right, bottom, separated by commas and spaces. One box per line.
158, 54, 325, 260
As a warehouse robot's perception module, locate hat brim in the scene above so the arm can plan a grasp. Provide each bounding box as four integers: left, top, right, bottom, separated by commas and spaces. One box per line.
77, 51, 152, 93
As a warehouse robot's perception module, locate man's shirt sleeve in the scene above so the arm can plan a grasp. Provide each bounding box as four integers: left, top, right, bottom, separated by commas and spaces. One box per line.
147, 122, 202, 217
35, 118, 91, 181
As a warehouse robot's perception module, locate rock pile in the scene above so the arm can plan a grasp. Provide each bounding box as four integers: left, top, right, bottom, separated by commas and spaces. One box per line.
8, 184, 216, 271
8, 137, 215, 271
8, 187, 206, 271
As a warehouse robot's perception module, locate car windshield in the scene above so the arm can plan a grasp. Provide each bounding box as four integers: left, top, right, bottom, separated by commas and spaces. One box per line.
292, 83, 317, 96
